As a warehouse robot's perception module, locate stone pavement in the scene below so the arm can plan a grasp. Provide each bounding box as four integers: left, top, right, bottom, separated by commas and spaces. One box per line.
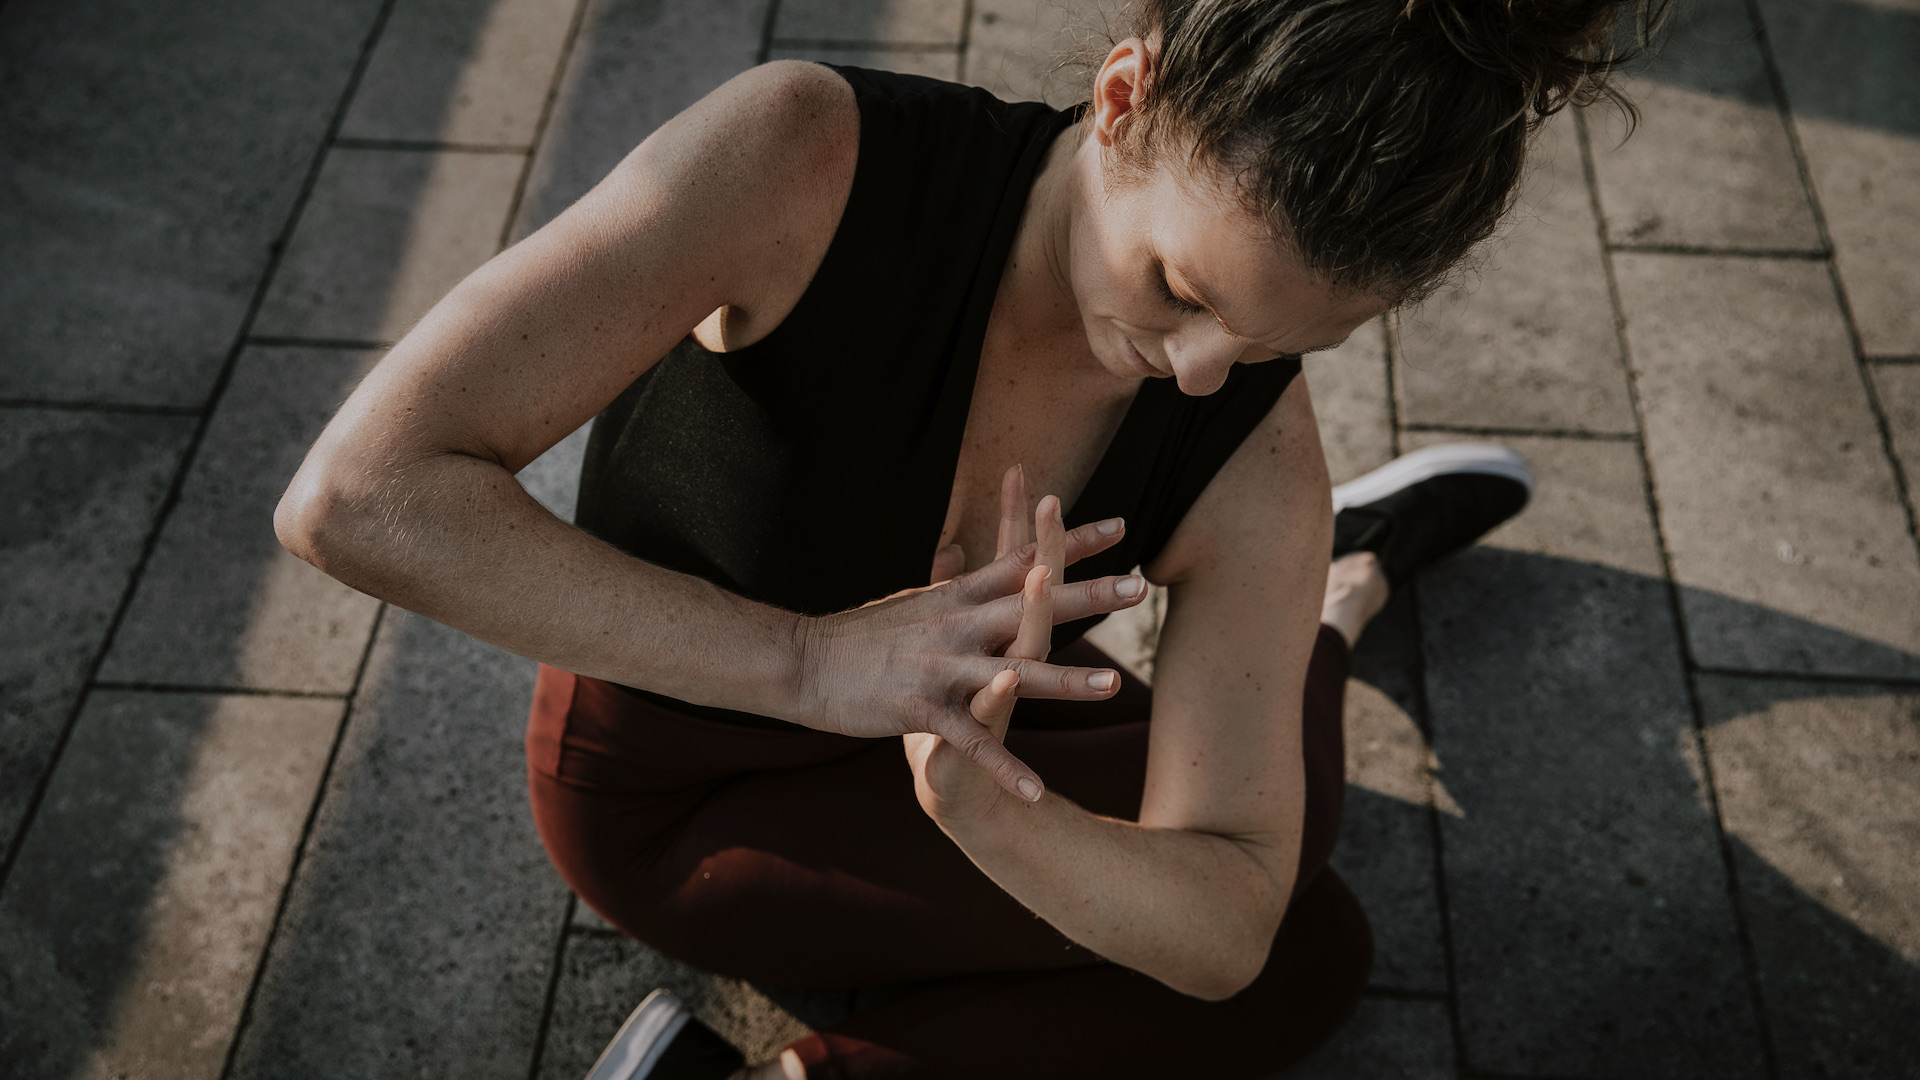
1, 0, 1915, 1076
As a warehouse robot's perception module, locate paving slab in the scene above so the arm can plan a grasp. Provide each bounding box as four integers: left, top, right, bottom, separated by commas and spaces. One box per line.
1394, 117, 1636, 435
965, 0, 1117, 108
774, 0, 965, 45
1753, 0, 1920, 357
0, 691, 339, 1080
518, 419, 594, 522
535, 932, 815, 1078
0, 0, 382, 406
1696, 675, 1920, 1080
512, 0, 768, 240
769, 45, 959, 81
1280, 996, 1455, 1080
1338, 593, 1451, 995
0, 410, 193, 866
1585, 0, 1820, 252
1871, 362, 1920, 501
1303, 318, 1393, 488
255, 147, 525, 344
226, 609, 569, 1078
101, 347, 383, 694
1616, 253, 1920, 678
342, 0, 580, 147
1412, 433, 1766, 1078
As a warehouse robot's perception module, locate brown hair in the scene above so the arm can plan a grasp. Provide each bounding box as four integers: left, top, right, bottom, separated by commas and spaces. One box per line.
1118, 0, 1668, 302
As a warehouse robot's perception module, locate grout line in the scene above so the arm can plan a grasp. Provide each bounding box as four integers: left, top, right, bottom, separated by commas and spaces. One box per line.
0, 0, 405, 900
217, 603, 387, 1080
332, 135, 531, 155
1401, 422, 1638, 443
1740, 0, 1920, 641
767, 37, 963, 53
756, 0, 783, 65
0, 399, 201, 416
91, 681, 354, 700
1869, 355, 1920, 367
498, 0, 594, 250
247, 334, 393, 351
1573, 106, 1783, 1080
524, 895, 579, 1080
1690, 665, 1920, 691
568, 922, 627, 938
955, 0, 975, 82
1606, 242, 1828, 260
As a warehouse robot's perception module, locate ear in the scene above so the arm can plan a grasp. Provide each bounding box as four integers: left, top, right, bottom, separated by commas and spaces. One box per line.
1091, 37, 1155, 149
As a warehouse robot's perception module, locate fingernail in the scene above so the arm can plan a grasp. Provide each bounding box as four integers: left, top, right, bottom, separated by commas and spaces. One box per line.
1089, 671, 1117, 692
1116, 575, 1144, 598
1017, 777, 1043, 802
1097, 518, 1122, 535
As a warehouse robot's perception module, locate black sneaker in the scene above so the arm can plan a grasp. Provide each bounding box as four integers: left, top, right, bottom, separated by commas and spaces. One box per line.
585, 990, 745, 1080
1330, 443, 1534, 588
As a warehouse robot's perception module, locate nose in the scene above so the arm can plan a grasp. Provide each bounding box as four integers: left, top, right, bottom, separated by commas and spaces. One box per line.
1165, 323, 1246, 396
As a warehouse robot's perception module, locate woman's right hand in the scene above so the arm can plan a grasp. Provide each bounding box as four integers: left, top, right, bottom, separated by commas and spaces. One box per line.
790, 471, 1146, 802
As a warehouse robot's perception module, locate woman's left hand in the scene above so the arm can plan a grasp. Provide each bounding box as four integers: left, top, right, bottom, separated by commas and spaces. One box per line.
906, 468, 1068, 826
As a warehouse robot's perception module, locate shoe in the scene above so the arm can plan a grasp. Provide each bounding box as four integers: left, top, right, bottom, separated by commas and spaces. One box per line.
1330, 443, 1534, 587
584, 989, 746, 1080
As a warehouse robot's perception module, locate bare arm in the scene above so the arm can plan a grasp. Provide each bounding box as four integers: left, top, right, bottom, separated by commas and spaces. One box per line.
276, 62, 1137, 796
907, 378, 1333, 999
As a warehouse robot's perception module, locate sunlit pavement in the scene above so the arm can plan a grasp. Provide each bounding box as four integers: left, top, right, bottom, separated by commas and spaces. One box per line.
2, 0, 1915, 1076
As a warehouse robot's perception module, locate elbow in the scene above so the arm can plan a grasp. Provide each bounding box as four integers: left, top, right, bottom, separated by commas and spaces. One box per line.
274, 460, 364, 572
1176, 947, 1268, 1003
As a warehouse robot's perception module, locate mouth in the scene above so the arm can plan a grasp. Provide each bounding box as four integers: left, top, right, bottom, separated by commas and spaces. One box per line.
1121, 336, 1169, 379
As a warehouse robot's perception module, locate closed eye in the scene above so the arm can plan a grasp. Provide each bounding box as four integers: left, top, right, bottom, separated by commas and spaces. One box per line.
1157, 272, 1208, 317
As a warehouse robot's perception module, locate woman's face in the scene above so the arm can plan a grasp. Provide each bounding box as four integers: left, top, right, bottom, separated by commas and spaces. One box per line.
1065, 36, 1389, 397
1068, 154, 1388, 397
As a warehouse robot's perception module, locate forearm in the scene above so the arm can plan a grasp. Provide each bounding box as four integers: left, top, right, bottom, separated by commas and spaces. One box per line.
937, 793, 1294, 1000
276, 447, 803, 717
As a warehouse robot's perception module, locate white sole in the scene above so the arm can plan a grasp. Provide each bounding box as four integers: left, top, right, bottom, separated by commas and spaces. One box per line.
585, 989, 691, 1080
1331, 443, 1535, 514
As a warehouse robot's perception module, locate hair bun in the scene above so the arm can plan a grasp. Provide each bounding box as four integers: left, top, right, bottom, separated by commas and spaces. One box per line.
1400, 0, 1664, 118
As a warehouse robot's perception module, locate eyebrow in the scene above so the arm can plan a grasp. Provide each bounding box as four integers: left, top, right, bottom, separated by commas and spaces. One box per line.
1169, 262, 1350, 356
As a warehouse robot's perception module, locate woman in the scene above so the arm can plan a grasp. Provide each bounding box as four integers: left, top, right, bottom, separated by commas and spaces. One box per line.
276, 1, 1659, 1076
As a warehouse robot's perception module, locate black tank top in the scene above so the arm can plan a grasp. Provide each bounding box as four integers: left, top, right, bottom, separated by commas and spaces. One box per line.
576, 67, 1302, 723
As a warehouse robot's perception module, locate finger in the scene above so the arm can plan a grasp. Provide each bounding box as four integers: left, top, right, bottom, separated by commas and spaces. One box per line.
968, 668, 1020, 742
934, 710, 1044, 802
972, 657, 1121, 701
929, 543, 966, 586
956, 517, 1126, 602
1036, 495, 1066, 582
997, 464, 1028, 559
1008, 564, 1053, 660
1049, 573, 1148, 622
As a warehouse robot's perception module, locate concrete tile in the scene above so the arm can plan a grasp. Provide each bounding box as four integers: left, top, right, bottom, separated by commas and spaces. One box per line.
517, 419, 594, 522
1696, 676, 1920, 1080
775, 0, 965, 45
965, 0, 1118, 108
1338, 593, 1450, 994
1280, 996, 1454, 1080
1394, 117, 1636, 435
342, 0, 579, 147
1754, 0, 1920, 356
1411, 434, 1766, 1078
0, 691, 340, 1080
254, 148, 524, 343
0, 410, 193, 866
226, 609, 570, 1078
1304, 318, 1393, 487
101, 347, 383, 694
512, 0, 768, 239
768, 46, 959, 82
1586, 0, 1820, 252
1872, 362, 1920, 496
0, 0, 383, 406
1616, 253, 1920, 678
535, 933, 814, 1079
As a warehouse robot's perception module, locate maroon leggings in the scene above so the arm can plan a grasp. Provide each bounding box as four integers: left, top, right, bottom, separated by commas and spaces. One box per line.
527, 628, 1371, 1079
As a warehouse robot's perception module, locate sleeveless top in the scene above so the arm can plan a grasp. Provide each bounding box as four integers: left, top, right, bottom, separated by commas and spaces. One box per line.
575, 66, 1303, 725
